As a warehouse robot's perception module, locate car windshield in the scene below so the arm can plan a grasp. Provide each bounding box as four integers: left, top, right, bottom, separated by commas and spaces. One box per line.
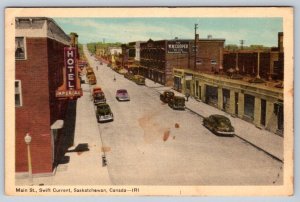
175, 97, 185, 104
165, 92, 174, 97
213, 116, 231, 125
117, 90, 127, 94
95, 93, 104, 98
97, 105, 110, 111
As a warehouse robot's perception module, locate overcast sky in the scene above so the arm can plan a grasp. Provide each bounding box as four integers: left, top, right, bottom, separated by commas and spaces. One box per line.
54, 17, 282, 47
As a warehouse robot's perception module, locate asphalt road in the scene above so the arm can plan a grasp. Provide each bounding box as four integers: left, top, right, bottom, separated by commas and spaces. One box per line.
84, 46, 283, 186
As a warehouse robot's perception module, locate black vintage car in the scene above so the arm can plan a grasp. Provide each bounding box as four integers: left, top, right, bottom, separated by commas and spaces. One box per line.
160, 90, 175, 103
203, 114, 235, 136
95, 103, 114, 123
168, 96, 185, 110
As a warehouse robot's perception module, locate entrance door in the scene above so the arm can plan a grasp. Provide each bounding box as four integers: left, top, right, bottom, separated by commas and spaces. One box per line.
235, 92, 239, 115
261, 99, 266, 126
195, 80, 199, 97
222, 89, 230, 112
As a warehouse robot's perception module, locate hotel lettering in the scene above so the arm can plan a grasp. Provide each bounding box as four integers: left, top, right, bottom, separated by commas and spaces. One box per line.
65, 47, 76, 90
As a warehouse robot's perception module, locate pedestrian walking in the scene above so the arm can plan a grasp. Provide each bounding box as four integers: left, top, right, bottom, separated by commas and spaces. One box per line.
185, 89, 190, 101
113, 75, 116, 82
96, 66, 98, 71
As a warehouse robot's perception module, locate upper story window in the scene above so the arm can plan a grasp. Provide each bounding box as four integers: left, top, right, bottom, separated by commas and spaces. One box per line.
15, 37, 26, 60
15, 80, 23, 107
196, 59, 203, 65
211, 59, 217, 65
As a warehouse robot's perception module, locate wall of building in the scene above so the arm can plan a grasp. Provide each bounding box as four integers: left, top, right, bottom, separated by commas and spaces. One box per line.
174, 68, 284, 135
15, 37, 53, 174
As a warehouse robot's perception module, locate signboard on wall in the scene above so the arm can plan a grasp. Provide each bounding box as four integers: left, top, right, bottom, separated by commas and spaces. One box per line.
55, 46, 82, 99
167, 41, 189, 54
65, 47, 77, 90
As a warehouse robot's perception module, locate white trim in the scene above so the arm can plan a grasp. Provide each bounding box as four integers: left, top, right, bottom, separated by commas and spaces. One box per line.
15, 80, 23, 107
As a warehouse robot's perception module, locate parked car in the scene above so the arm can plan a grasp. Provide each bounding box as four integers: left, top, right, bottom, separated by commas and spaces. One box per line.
93, 91, 106, 105
124, 72, 134, 80
88, 74, 97, 85
133, 75, 145, 85
160, 90, 175, 103
168, 96, 185, 110
116, 89, 130, 101
203, 114, 235, 136
92, 86, 102, 95
95, 103, 114, 122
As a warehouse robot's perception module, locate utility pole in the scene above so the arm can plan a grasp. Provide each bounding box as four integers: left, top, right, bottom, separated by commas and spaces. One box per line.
240, 40, 245, 50
194, 24, 198, 70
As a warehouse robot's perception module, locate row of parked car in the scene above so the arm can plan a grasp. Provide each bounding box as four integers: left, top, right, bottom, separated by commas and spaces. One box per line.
124, 73, 146, 85
86, 67, 97, 85
92, 86, 131, 123
160, 90, 235, 137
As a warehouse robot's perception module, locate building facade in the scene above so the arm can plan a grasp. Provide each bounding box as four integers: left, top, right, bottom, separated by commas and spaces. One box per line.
173, 33, 284, 135
139, 36, 225, 87
223, 32, 284, 81
15, 17, 76, 175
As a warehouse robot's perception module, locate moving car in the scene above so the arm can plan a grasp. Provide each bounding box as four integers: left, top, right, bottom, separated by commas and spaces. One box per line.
168, 96, 185, 110
95, 103, 114, 122
160, 90, 175, 103
203, 114, 235, 136
116, 89, 130, 101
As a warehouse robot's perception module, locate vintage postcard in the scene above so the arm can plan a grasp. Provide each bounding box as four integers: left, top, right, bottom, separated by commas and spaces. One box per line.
5, 7, 294, 196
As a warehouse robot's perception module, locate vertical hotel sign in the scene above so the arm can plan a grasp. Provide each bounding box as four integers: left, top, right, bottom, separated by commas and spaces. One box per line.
55, 47, 82, 99
65, 47, 76, 90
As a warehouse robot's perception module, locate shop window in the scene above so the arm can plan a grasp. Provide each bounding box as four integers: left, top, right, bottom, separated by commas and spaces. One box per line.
15, 80, 22, 107
15, 37, 26, 60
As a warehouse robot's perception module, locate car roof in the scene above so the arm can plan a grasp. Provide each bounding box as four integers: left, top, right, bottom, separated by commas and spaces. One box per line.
174, 96, 185, 99
210, 114, 230, 121
117, 89, 127, 92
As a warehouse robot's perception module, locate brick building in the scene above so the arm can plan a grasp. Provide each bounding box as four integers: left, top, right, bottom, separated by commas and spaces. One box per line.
223, 32, 284, 81
15, 17, 77, 175
140, 36, 225, 87
173, 33, 284, 135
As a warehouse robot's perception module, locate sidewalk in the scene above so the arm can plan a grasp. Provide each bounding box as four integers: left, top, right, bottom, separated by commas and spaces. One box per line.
145, 79, 283, 162
16, 82, 111, 185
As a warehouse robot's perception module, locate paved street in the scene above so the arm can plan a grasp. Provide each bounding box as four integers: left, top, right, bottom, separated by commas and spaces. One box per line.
16, 46, 283, 186
83, 45, 283, 185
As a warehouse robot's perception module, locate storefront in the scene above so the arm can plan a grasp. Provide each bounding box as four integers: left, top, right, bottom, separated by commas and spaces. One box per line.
244, 94, 255, 121
222, 88, 230, 112
205, 85, 218, 107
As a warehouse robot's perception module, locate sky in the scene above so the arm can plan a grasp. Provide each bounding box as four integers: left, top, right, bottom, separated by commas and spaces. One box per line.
54, 17, 283, 47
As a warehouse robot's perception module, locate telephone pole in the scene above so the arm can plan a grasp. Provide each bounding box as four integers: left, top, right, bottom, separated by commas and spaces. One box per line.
194, 24, 198, 70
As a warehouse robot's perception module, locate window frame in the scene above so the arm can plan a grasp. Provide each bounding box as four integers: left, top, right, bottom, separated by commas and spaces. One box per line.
15, 80, 23, 107
15, 37, 27, 60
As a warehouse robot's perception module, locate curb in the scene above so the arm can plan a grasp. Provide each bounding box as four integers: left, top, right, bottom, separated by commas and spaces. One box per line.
185, 106, 283, 163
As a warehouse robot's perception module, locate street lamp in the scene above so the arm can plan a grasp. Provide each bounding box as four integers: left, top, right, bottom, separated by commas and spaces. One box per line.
24, 133, 32, 178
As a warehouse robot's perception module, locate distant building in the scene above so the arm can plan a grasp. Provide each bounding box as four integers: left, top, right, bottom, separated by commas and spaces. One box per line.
223, 32, 284, 81
108, 46, 122, 55
15, 17, 80, 175
140, 36, 225, 86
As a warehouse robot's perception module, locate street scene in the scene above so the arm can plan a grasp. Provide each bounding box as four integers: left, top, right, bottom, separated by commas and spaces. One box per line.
12, 13, 289, 188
